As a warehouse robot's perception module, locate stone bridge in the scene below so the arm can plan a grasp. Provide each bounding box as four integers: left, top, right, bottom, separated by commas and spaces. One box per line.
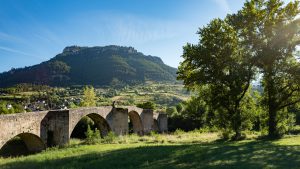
0, 106, 167, 153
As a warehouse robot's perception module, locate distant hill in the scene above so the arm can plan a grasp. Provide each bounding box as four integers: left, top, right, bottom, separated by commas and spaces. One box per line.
0, 46, 177, 87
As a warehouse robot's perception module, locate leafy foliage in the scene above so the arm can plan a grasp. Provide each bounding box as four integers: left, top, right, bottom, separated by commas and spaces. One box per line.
228, 0, 300, 137
71, 116, 96, 139
84, 125, 101, 145
0, 101, 24, 115
177, 0, 300, 139
81, 86, 96, 107
101, 132, 118, 144
136, 101, 156, 109
177, 17, 255, 139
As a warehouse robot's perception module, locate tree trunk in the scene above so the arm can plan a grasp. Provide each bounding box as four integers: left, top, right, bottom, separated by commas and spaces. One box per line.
233, 109, 242, 140
233, 129, 242, 140
266, 72, 278, 138
268, 106, 278, 138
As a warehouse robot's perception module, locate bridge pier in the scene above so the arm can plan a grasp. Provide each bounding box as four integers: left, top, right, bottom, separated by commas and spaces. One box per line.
108, 108, 129, 135
140, 109, 154, 134
41, 110, 70, 147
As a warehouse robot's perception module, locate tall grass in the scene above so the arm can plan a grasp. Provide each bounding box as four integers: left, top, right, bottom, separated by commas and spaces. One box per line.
1, 131, 300, 169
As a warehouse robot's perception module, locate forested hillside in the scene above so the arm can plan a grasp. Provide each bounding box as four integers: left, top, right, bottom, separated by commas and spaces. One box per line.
0, 46, 177, 87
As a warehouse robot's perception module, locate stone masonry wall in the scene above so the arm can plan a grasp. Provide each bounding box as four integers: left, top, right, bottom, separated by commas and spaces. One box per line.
0, 106, 168, 151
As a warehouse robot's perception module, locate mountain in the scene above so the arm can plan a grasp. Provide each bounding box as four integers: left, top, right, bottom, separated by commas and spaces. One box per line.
0, 45, 177, 87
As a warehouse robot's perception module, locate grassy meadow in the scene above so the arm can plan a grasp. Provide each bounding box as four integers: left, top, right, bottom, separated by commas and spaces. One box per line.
1, 131, 300, 169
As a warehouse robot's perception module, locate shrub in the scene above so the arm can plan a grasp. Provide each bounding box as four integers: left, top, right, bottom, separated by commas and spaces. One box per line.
149, 131, 158, 136
72, 116, 95, 139
84, 125, 101, 144
173, 129, 185, 135
136, 102, 156, 109
102, 132, 117, 144
191, 127, 215, 133
277, 111, 296, 137
220, 129, 233, 140
117, 135, 128, 144
154, 134, 167, 143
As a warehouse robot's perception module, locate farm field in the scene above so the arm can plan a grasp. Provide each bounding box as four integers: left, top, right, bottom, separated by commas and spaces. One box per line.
1, 132, 300, 169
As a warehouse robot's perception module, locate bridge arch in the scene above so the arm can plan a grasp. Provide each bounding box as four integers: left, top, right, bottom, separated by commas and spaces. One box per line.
128, 111, 144, 135
71, 113, 111, 138
0, 133, 45, 157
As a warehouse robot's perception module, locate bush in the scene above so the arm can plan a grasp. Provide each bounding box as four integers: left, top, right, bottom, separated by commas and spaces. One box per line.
102, 132, 117, 144
277, 111, 296, 137
289, 125, 300, 135
71, 116, 95, 139
220, 129, 233, 140
149, 131, 158, 136
0, 101, 25, 114
154, 134, 166, 143
84, 125, 101, 144
173, 129, 185, 135
191, 127, 217, 133
136, 102, 156, 109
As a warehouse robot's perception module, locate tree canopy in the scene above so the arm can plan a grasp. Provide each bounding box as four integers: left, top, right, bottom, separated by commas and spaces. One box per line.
228, 0, 300, 137
178, 0, 300, 138
81, 86, 96, 107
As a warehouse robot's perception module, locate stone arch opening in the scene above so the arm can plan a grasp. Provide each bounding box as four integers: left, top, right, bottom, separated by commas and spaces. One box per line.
128, 111, 144, 135
71, 113, 111, 139
0, 133, 45, 157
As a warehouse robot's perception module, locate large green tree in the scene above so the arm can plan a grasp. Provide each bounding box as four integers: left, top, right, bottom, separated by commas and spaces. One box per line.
178, 18, 255, 139
229, 0, 300, 137
82, 86, 96, 107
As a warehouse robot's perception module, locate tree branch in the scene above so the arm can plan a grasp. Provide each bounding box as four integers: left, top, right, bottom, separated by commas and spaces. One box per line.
278, 98, 300, 110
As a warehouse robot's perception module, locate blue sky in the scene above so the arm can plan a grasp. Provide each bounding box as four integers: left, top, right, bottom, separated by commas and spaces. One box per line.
0, 0, 263, 72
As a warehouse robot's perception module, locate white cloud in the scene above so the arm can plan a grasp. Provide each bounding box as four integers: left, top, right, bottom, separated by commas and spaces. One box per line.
212, 0, 232, 13
65, 11, 192, 47
0, 32, 26, 44
0, 46, 43, 60
110, 16, 180, 44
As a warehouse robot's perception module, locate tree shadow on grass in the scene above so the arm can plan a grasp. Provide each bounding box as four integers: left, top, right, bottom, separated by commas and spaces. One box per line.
1, 141, 300, 169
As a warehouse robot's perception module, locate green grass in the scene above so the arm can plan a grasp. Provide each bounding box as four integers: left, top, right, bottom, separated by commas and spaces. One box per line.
1, 133, 300, 169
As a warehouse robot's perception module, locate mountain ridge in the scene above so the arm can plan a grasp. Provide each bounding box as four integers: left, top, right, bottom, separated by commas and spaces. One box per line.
0, 45, 177, 87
